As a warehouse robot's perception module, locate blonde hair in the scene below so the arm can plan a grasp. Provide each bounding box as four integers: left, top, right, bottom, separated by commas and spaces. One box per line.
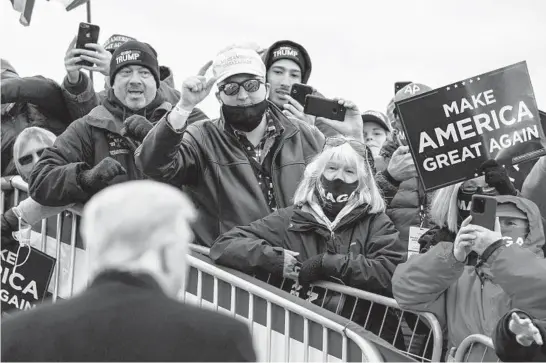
429, 182, 463, 233
293, 141, 386, 213
13, 127, 56, 175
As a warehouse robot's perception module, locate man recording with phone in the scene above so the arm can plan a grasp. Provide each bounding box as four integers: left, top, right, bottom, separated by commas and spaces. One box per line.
135, 45, 366, 247
29, 41, 172, 207
61, 30, 207, 123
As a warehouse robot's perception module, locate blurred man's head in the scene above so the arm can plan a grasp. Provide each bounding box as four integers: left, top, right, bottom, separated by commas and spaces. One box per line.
263, 40, 312, 108
361, 111, 391, 157
213, 47, 270, 132
13, 127, 56, 182
109, 41, 160, 110
81, 181, 197, 297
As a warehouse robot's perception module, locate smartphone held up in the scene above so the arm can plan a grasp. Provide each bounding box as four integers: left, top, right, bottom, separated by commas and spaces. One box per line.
75, 22, 100, 67
304, 95, 347, 121
470, 195, 497, 231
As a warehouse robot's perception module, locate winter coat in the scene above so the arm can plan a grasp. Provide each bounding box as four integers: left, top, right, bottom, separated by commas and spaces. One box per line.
1, 74, 72, 175
262, 40, 312, 84
392, 195, 546, 360
29, 90, 171, 207
210, 201, 407, 348
494, 309, 546, 362
375, 139, 432, 244
522, 156, 546, 223
1, 270, 256, 362
61, 70, 208, 123
135, 102, 324, 247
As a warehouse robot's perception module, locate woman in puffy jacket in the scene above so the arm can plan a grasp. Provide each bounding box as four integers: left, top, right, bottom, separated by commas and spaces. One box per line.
210, 136, 406, 347
392, 189, 546, 361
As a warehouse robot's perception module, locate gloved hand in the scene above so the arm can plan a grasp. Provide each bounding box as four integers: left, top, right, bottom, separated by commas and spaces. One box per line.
479, 159, 517, 196
298, 254, 326, 285
1, 208, 19, 248
121, 115, 153, 142
78, 157, 127, 193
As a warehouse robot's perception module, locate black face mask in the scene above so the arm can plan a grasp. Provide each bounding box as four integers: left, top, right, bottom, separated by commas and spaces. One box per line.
316, 175, 359, 220
457, 186, 497, 222
222, 99, 269, 132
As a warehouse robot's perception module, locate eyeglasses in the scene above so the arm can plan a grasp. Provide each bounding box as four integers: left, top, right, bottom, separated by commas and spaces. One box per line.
18, 149, 45, 166
218, 79, 263, 96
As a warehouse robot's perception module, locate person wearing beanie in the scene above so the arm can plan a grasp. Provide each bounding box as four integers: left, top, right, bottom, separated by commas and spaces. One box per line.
135, 44, 365, 247
29, 40, 173, 207
261, 40, 315, 124
60, 36, 208, 123
361, 110, 391, 171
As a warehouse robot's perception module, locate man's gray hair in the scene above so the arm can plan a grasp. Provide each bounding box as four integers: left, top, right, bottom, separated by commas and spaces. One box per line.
81, 180, 197, 275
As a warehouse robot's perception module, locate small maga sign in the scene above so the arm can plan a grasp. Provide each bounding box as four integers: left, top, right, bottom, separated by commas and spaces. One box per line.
396, 61, 546, 192
1, 242, 56, 315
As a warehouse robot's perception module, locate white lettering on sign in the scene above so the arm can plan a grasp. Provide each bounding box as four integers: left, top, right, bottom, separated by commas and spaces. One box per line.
419, 100, 534, 153
489, 125, 539, 153
443, 90, 497, 118
422, 142, 482, 172
0, 266, 39, 299
116, 51, 141, 65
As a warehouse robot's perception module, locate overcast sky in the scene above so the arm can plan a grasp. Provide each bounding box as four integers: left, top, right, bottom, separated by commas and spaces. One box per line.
2, 0, 545, 118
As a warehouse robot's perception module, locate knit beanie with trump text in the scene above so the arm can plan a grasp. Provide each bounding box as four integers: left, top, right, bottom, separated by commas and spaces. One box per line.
109, 41, 160, 88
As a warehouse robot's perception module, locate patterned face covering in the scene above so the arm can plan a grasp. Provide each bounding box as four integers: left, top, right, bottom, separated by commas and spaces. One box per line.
316, 175, 358, 220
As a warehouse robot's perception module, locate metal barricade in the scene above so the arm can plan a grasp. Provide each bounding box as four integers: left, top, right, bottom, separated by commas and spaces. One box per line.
453, 334, 500, 362
184, 254, 386, 362
188, 245, 443, 362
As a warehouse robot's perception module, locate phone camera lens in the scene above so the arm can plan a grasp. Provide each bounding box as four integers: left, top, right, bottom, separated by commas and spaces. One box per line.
332, 108, 338, 114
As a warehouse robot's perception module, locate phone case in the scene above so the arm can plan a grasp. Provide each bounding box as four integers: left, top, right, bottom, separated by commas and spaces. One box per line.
76, 23, 100, 67
290, 84, 313, 106
304, 95, 346, 121
470, 195, 497, 231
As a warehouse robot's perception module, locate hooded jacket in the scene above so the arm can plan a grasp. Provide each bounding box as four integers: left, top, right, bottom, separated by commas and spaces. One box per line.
61, 70, 207, 124
1, 70, 73, 175
392, 195, 546, 360
262, 40, 313, 84
135, 102, 324, 247
210, 200, 406, 348
29, 90, 171, 207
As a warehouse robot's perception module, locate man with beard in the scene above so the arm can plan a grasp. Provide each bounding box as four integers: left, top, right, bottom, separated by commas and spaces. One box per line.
136, 46, 364, 247
29, 41, 171, 207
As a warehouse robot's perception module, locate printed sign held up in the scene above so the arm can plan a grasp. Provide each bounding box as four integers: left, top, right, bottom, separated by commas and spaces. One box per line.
396, 61, 546, 191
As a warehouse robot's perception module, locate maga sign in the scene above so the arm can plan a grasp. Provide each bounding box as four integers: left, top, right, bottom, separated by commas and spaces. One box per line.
1, 243, 56, 314
396, 61, 545, 191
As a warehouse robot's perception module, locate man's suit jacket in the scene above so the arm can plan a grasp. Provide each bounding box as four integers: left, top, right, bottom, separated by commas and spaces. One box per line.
1, 270, 256, 362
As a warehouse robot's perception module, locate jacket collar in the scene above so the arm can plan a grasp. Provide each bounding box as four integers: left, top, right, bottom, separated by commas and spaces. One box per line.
86, 92, 171, 135
90, 269, 164, 293
290, 202, 370, 233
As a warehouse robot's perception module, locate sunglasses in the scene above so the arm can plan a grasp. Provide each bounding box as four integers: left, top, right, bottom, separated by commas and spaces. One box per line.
324, 137, 370, 161
18, 149, 45, 166
218, 79, 263, 96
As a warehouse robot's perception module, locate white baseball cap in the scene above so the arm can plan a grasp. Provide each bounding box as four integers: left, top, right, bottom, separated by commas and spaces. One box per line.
212, 47, 266, 84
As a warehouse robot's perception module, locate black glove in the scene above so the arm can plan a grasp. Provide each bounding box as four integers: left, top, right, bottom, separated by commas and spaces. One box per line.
1, 208, 19, 248
78, 157, 127, 193
479, 159, 517, 196
298, 254, 326, 285
121, 115, 153, 142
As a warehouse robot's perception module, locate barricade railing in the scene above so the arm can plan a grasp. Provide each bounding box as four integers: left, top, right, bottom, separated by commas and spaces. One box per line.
453, 334, 499, 362
188, 245, 443, 362
184, 253, 389, 362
